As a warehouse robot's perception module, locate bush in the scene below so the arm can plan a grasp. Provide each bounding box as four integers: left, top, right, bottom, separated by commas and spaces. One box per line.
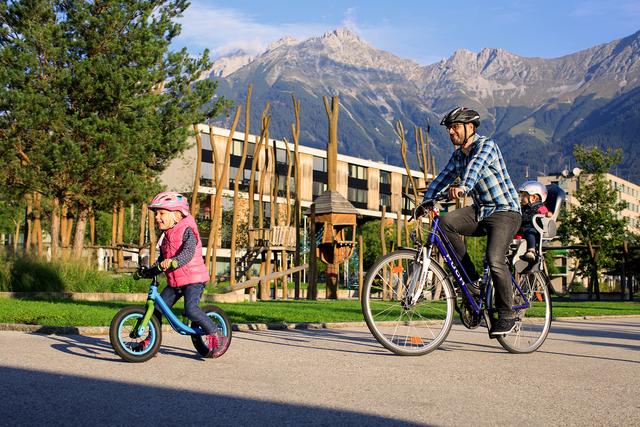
0, 256, 149, 293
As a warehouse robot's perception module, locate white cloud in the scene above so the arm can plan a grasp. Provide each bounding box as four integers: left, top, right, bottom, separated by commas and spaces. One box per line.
173, 1, 328, 57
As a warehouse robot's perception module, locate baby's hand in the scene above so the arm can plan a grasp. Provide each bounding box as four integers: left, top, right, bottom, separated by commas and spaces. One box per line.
160, 258, 173, 270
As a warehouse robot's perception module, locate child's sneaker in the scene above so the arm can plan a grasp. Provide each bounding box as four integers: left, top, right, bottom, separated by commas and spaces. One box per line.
520, 250, 536, 262
207, 331, 228, 358
131, 337, 151, 352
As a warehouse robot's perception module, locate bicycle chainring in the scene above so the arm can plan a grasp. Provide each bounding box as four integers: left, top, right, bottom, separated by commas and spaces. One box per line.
459, 299, 482, 329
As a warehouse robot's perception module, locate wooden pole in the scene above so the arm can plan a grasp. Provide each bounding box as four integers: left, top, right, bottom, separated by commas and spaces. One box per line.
207, 106, 242, 286
291, 95, 302, 299
190, 124, 203, 217
308, 204, 317, 300
358, 234, 364, 301
230, 84, 252, 288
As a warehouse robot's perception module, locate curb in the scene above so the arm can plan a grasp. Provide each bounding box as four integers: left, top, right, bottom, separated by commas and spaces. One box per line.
0, 321, 368, 336
2, 316, 639, 336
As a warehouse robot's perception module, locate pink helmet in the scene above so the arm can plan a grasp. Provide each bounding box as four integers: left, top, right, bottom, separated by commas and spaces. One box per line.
148, 192, 190, 216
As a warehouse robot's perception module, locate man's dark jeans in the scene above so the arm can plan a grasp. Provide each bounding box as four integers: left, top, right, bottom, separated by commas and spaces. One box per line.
440, 206, 522, 318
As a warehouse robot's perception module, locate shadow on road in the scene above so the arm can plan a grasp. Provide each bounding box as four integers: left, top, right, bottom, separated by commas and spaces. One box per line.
44, 334, 207, 362
0, 366, 427, 426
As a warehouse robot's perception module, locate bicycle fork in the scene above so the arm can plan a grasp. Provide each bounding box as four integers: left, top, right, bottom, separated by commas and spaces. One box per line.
131, 294, 156, 339
404, 246, 432, 307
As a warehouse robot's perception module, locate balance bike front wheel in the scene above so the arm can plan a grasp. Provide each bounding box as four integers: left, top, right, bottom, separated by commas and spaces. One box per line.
109, 306, 161, 363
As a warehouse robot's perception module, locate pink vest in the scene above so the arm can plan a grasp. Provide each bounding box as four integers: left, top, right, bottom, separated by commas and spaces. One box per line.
160, 215, 209, 287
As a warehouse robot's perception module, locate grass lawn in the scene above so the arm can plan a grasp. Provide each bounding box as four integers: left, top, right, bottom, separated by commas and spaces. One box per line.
0, 296, 639, 328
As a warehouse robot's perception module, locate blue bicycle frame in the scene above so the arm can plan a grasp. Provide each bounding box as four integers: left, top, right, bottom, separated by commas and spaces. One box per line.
133, 276, 214, 338
422, 211, 530, 315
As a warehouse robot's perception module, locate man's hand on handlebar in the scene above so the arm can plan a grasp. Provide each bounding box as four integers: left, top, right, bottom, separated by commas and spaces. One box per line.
448, 186, 465, 200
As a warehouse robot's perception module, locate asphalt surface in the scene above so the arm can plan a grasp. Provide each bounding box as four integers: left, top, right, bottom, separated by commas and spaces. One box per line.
0, 317, 638, 426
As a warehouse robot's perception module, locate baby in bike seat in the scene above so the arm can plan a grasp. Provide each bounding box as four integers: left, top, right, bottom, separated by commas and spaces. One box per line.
513, 181, 564, 270
515, 181, 553, 262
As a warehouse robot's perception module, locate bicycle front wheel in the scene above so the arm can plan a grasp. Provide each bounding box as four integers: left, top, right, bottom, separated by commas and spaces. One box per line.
109, 306, 161, 363
361, 249, 455, 356
497, 271, 552, 354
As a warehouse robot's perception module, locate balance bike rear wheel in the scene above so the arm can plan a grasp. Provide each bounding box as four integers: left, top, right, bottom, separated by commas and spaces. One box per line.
191, 305, 232, 358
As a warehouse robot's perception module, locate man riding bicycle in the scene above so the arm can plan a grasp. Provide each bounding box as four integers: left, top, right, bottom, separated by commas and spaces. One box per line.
420, 107, 522, 336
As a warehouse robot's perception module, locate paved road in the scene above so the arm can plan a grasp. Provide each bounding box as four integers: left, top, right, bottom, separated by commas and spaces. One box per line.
1, 318, 638, 426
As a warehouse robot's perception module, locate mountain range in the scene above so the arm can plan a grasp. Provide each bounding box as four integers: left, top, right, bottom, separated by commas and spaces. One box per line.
206, 28, 640, 185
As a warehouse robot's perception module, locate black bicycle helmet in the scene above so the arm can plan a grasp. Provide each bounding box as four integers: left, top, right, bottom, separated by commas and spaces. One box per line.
440, 107, 480, 128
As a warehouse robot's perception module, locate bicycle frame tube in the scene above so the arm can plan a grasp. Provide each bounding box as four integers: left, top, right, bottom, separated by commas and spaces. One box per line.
429, 217, 482, 312
511, 275, 530, 310
136, 281, 206, 336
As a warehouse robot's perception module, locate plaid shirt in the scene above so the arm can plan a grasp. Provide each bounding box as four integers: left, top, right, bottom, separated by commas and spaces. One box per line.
423, 135, 521, 221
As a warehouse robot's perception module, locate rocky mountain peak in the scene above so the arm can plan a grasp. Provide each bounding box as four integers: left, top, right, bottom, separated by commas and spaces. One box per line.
321, 27, 365, 44
266, 36, 299, 52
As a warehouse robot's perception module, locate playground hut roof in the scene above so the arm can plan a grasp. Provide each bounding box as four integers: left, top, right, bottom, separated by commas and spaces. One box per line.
305, 190, 359, 216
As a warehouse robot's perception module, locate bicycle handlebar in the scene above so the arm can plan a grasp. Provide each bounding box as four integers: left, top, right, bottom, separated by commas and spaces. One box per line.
133, 259, 179, 280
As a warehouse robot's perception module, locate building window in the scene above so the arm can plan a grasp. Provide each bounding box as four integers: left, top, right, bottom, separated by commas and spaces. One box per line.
313, 181, 327, 196
199, 132, 211, 149
349, 164, 367, 180
380, 170, 391, 185
276, 147, 287, 163
380, 193, 391, 207
230, 139, 245, 156
348, 187, 367, 204
313, 156, 326, 172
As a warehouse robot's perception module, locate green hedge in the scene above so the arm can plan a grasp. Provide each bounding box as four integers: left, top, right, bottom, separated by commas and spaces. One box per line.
0, 256, 149, 293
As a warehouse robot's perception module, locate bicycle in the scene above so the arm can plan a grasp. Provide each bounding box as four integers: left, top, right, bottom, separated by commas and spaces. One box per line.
109, 266, 232, 363
361, 194, 552, 356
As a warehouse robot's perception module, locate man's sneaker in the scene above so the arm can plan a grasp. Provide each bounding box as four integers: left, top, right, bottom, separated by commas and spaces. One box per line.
520, 250, 536, 262
206, 331, 228, 359
490, 317, 517, 337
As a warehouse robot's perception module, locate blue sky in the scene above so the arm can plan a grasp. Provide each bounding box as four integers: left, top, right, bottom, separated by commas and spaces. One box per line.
173, 0, 640, 64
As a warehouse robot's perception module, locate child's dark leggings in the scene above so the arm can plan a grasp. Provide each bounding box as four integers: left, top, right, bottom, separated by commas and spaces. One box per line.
155, 282, 218, 334
522, 227, 540, 251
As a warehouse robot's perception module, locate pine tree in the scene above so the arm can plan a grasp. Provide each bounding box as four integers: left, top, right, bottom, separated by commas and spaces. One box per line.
0, 0, 229, 256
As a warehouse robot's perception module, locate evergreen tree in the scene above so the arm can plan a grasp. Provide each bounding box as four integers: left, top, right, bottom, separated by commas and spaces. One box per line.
0, 0, 230, 256
559, 146, 627, 300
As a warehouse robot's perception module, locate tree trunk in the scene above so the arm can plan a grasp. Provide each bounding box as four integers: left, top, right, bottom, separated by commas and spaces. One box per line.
139, 203, 147, 247
148, 211, 156, 262
24, 193, 33, 255
60, 203, 68, 249
89, 209, 95, 246
72, 207, 89, 258
12, 219, 20, 254
117, 201, 125, 268
33, 192, 43, 257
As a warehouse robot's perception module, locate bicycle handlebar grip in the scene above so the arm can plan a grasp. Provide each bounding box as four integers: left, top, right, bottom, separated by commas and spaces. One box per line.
133, 266, 149, 280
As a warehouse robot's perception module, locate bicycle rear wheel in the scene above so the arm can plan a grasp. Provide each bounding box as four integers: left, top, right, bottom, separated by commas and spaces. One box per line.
361, 249, 455, 356
497, 271, 552, 354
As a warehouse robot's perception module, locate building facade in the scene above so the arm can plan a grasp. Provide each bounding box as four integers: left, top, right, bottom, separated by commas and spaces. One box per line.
161, 125, 429, 221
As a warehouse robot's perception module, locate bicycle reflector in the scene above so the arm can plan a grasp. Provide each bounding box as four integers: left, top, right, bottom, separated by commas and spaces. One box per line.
409, 336, 424, 345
